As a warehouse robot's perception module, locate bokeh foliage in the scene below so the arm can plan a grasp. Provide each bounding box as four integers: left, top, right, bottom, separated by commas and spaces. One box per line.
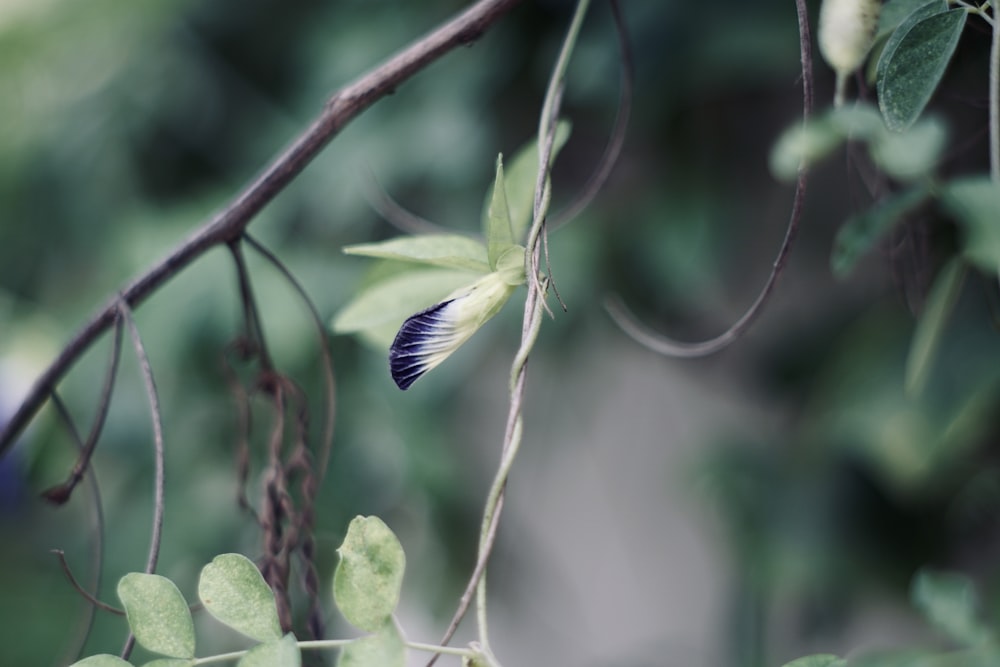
1, 1, 999, 666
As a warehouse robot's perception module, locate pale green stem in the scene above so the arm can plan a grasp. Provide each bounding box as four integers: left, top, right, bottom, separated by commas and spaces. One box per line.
471, 0, 591, 658
405, 641, 476, 657
834, 71, 847, 108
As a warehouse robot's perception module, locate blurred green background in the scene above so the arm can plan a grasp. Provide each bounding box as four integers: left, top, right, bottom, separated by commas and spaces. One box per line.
1, 1, 999, 665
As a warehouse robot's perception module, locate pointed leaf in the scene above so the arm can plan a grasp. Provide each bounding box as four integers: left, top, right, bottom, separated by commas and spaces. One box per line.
781, 656, 845, 667
486, 154, 515, 270
333, 516, 405, 632
939, 177, 1000, 272
237, 633, 300, 667
117, 573, 195, 659
877, 8, 967, 131
912, 569, 990, 646
198, 553, 282, 643
70, 656, 134, 667
483, 121, 571, 243
331, 268, 480, 346
905, 259, 965, 397
336, 620, 405, 667
344, 235, 489, 273
831, 185, 931, 277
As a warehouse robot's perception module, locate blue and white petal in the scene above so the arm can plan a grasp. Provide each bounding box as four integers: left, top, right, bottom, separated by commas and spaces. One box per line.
389, 272, 516, 390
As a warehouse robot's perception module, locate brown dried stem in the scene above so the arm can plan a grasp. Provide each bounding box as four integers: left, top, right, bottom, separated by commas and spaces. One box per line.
0, 0, 524, 457
605, 0, 814, 357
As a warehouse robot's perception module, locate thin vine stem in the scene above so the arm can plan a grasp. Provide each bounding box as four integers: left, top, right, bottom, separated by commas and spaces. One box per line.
604, 0, 814, 358
427, 2, 592, 663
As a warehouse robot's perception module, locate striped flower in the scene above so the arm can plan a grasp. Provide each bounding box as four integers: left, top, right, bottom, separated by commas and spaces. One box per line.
390, 272, 516, 390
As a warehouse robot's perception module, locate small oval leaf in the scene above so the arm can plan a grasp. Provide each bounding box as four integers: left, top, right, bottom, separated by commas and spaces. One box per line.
117, 573, 195, 659
344, 235, 489, 273
237, 633, 300, 667
912, 569, 990, 646
333, 516, 405, 632
198, 553, 282, 643
70, 656, 134, 667
141, 660, 195, 667
877, 8, 967, 131
781, 655, 846, 667
336, 620, 405, 667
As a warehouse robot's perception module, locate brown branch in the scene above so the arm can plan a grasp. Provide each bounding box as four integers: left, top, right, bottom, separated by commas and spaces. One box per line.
243, 233, 336, 481
604, 0, 814, 358
0, 0, 524, 457
51, 550, 124, 616
40, 313, 123, 505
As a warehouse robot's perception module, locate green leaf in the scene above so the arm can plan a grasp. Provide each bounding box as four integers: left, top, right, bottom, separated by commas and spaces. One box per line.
331, 268, 479, 347
831, 185, 930, 277
344, 234, 490, 273
117, 573, 195, 659
237, 633, 300, 667
337, 619, 405, 667
869, 116, 946, 180
486, 154, 515, 270
770, 105, 883, 181
333, 516, 405, 632
780, 655, 845, 667
905, 259, 965, 398
141, 660, 194, 667
198, 553, 282, 643
484, 121, 572, 244
912, 569, 991, 646
70, 656, 134, 667
846, 648, 944, 667
875, 0, 946, 43
877, 8, 967, 131
939, 177, 1000, 272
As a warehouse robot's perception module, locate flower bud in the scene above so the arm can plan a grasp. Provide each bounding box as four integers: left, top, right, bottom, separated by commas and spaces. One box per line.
389, 271, 516, 390
819, 0, 880, 105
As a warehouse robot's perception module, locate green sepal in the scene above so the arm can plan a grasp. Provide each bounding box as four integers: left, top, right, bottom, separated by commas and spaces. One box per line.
482, 121, 572, 244
486, 154, 516, 270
